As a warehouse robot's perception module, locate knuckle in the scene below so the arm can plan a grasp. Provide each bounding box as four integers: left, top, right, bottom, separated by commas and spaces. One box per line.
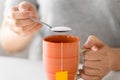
13, 20, 20, 27
81, 71, 101, 80
11, 6, 17, 11
84, 69, 100, 76
84, 52, 90, 58
10, 6, 17, 11
84, 69, 91, 75
13, 20, 18, 26
10, 12, 16, 19
84, 61, 88, 66
20, 27, 25, 32
81, 74, 90, 80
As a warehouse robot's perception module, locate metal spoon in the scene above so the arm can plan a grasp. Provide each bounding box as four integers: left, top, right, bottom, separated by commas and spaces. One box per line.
30, 17, 72, 32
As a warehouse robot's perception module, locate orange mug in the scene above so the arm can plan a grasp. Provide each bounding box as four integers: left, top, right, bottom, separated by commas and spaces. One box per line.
43, 34, 80, 80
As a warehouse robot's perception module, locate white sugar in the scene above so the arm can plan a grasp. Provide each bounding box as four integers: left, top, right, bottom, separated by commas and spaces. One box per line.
51, 26, 72, 32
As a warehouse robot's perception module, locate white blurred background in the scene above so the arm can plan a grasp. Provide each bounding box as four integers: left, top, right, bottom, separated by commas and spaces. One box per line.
0, 0, 4, 24
0, 0, 6, 56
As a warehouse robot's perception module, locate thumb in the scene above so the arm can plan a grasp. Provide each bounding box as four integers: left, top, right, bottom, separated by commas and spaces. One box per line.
18, 1, 37, 17
84, 35, 105, 49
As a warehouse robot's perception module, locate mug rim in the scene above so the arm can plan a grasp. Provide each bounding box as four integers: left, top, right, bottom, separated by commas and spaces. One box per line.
43, 34, 80, 43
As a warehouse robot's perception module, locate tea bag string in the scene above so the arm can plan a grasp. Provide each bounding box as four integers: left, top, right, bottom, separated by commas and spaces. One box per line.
61, 42, 63, 71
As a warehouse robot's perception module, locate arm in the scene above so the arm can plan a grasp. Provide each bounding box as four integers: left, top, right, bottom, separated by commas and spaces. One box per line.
0, 1, 42, 53
110, 48, 120, 71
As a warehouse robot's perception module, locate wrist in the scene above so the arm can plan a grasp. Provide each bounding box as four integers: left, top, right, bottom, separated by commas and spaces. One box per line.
109, 48, 120, 71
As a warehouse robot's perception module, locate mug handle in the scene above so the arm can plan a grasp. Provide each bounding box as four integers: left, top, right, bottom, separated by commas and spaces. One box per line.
76, 48, 89, 80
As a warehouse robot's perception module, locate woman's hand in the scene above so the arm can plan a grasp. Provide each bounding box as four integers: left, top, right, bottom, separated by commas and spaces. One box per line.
0, 1, 42, 52
80, 35, 112, 80
4, 1, 42, 36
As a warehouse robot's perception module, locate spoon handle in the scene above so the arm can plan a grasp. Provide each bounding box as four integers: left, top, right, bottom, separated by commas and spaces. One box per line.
29, 17, 53, 29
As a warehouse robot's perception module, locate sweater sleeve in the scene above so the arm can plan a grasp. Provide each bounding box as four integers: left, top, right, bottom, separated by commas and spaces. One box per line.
3, 0, 39, 17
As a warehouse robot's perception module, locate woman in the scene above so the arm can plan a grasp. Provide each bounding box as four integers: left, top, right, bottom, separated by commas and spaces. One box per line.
1, 0, 120, 79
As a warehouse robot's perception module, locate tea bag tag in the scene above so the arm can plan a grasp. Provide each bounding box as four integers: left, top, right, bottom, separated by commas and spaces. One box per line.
56, 71, 68, 80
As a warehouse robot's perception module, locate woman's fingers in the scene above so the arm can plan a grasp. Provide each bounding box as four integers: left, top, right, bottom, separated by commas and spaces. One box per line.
7, 10, 42, 36
10, 21, 42, 35
84, 60, 102, 69
25, 23, 42, 35
83, 66, 101, 76
8, 11, 31, 19
9, 18, 35, 27
11, 5, 19, 11
23, 22, 42, 32
84, 50, 100, 60
84, 35, 105, 49
8, 5, 31, 19
8, 1, 37, 20
80, 72, 100, 80
18, 1, 37, 14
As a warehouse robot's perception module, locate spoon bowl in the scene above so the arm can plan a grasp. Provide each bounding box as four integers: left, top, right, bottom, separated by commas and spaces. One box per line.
51, 26, 72, 32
